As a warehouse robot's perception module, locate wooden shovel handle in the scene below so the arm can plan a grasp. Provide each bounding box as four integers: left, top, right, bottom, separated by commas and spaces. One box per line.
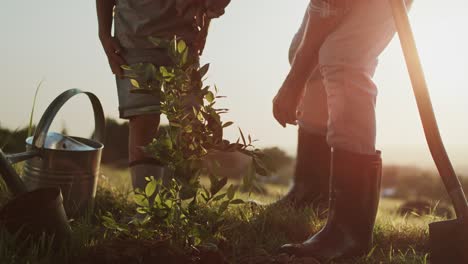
389, 0, 468, 219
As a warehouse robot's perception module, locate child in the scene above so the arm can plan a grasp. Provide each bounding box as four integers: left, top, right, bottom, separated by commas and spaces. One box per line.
96, 0, 230, 193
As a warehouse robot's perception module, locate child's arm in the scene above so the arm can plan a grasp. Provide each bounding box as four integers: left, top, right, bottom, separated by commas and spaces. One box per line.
96, 0, 114, 39
96, 0, 126, 78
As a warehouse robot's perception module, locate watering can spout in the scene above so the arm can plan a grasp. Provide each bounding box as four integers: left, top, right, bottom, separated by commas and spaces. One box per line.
0, 150, 27, 195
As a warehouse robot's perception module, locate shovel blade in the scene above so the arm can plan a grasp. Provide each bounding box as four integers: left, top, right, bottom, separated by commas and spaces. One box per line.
429, 219, 468, 264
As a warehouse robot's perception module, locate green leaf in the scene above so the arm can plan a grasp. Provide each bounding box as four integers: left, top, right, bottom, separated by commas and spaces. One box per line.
226, 184, 236, 200
199, 64, 210, 77
188, 196, 198, 213
210, 176, 228, 197
177, 40, 187, 54
218, 200, 230, 214
160, 66, 175, 80
154, 193, 162, 206
212, 193, 227, 202
239, 128, 247, 146
222, 121, 234, 128
164, 199, 173, 209
136, 207, 147, 214
169, 122, 182, 128
160, 66, 168, 76
184, 125, 193, 133
253, 158, 269, 176
205, 91, 215, 103
130, 79, 140, 89
145, 179, 157, 197
230, 199, 245, 205
162, 136, 173, 150
181, 48, 189, 66
134, 194, 149, 207
121, 65, 132, 71
201, 192, 209, 202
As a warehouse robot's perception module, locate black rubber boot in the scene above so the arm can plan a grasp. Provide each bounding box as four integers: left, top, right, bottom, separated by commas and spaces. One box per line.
280, 148, 382, 262
271, 129, 331, 209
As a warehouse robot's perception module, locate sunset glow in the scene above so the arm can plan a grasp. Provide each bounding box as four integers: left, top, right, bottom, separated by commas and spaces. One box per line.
1, 0, 467, 171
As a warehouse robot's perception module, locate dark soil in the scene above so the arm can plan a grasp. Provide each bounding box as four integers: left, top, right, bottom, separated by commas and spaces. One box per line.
75, 237, 228, 264
74, 237, 323, 264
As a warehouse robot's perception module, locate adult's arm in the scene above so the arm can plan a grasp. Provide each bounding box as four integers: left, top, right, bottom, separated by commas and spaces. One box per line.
273, 5, 344, 127
289, 6, 310, 65
284, 11, 341, 94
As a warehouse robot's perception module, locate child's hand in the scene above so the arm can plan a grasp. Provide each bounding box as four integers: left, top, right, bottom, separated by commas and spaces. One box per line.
100, 36, 127, 79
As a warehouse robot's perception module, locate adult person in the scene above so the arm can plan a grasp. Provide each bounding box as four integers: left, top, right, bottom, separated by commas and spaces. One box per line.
96, 0, 230, 194
273, 0, 412, 261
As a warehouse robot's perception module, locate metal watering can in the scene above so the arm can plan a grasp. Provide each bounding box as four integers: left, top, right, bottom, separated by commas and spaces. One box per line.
23, 89, 105, 217
1, 89, 105, 219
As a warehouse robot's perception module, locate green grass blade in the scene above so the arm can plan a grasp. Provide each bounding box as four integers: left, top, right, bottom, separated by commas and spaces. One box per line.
28, 80, 43, 137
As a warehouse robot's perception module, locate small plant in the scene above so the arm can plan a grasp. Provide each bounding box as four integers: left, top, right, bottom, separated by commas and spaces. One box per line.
123, 36, 268, 196
102, 36, 268, 250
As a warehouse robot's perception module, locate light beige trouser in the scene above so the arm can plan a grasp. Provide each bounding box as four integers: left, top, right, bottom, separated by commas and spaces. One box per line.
291, 0, 405, 154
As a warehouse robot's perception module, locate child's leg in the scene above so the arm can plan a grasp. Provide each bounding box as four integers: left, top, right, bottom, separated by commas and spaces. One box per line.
128, 114, 160, 164
116, 49, 171, 191
128, 114, 164, 192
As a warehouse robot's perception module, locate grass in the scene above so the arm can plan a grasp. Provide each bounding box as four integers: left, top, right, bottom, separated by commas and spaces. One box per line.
0, 165, 435, 263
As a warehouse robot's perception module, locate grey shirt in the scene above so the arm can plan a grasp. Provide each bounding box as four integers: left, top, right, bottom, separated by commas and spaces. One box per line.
114, 0, 199, 49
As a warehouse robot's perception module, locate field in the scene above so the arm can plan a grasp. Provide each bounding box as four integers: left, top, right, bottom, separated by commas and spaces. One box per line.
0, 165, 440, 264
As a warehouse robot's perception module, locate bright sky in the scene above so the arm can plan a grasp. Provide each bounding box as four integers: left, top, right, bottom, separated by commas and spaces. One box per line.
1, 0, 467, 172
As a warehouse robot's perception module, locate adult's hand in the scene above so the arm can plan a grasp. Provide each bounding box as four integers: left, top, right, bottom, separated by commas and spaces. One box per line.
100, 35, 127, 78
273, 79, 303, 128
274, 5, 343, 127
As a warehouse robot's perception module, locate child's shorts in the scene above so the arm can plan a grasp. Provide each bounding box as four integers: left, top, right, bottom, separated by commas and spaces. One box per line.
116, 48, 172, 119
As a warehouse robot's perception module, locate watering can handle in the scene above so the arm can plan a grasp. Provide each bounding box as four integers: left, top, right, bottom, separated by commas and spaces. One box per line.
32, 89, 106, 149
389, 0, 468, 219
